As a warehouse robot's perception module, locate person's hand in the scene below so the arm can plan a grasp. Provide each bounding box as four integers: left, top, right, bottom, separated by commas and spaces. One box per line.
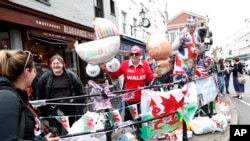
45, 133, 60, 141
153, 73, 158, 78
179, 34, 185, 41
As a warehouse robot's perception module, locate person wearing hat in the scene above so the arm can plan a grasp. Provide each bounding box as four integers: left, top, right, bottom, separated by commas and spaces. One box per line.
172, 15, 202, 83
101, 45, 157, 122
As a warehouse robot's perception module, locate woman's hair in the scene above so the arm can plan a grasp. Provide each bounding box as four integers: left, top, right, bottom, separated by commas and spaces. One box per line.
0, 50, 34, 82
50, 54, 65, 66
233, 57, 239, 62
218, 58, 224, 64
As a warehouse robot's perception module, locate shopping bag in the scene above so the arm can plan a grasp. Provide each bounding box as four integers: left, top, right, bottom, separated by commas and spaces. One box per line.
237, 73, 246, 84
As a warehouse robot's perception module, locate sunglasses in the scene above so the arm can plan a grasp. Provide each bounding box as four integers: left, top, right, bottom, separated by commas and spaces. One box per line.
23, 51, 32, 70
130, 53, 140, 56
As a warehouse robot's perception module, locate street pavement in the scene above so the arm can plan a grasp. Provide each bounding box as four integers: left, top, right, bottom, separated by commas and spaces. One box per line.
145, 94, 237, 141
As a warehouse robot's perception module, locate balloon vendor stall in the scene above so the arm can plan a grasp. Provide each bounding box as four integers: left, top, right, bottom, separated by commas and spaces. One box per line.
29, 18, 221, 141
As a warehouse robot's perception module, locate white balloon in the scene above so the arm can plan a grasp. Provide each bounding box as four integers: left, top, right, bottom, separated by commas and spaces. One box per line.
75, 36, 120, 65
105, 58, 120, 72
86, 64, 101, 77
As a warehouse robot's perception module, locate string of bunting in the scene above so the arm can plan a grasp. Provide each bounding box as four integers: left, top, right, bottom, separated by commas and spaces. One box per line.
29, 82, 179, 107
59, 110, 177, 138
38, 101, 140, 119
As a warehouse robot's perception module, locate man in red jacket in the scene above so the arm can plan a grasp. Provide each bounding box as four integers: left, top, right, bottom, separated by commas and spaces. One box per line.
103, 46, 156, 121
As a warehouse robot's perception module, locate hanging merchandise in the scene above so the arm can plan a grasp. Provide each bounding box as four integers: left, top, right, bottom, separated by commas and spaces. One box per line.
105, 58, 120, 72
86, 64, 101, 77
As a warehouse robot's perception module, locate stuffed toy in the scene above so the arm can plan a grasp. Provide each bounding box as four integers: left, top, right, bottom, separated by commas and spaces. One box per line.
146, 34, 172, 76
146, 34, 172, 60
154, 60, 172, 76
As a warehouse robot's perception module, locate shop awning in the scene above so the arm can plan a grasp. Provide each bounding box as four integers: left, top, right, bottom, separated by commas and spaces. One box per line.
29, 35, 67, 45
120, 35, 146, 49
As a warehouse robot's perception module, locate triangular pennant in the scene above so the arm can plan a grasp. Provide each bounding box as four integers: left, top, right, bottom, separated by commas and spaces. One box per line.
34, 117, 42, 136
108, 109, 122, 126
82, 114, 97, 132
128, 104, 139, 119
55, 116, 70, 131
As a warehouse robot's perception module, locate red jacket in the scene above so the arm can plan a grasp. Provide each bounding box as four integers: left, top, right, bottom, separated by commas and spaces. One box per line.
108, 59, 154, 102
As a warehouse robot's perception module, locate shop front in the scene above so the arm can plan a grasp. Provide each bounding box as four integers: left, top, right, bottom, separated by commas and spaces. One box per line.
0, 3, 95, 83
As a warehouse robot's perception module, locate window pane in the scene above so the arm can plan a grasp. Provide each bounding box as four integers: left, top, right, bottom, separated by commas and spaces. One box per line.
0, 32, 10, 50
110, 0, 115, 14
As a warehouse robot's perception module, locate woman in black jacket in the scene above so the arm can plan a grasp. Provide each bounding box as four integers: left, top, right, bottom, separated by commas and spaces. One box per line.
0, 50, 59, 141
232, 57, 244, 99
36, 54, 86, 128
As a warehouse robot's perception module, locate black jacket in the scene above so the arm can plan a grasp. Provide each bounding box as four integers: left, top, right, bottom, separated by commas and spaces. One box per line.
232, 63, 243, 77
0, 77, 46, 141
224, 64, 232, 77
36, 69, 86, 116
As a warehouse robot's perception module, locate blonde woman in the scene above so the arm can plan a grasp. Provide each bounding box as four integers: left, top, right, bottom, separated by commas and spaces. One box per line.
0, 50, 59, 140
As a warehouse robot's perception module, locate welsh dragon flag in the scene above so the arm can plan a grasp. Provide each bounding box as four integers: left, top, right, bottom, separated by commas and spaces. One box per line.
108, 109, 122, 126
128, 104, 139, 120
55, 116, 70, 131
66, 112, 107, 141
140, 82, 197, 139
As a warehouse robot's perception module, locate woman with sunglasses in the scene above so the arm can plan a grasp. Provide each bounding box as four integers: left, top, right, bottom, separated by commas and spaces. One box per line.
0, 50, 60, 141
101, 46, 156, 122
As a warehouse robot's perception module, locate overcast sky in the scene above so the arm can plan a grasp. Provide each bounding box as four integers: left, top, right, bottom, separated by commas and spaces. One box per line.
165, 0, 250, 47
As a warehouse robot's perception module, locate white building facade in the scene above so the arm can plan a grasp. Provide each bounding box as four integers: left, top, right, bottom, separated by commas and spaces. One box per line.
116, 0, 167, 42
223, 19, 250, 63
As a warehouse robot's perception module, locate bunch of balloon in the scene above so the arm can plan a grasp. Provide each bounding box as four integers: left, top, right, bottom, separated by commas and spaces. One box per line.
74, 18, 121, 77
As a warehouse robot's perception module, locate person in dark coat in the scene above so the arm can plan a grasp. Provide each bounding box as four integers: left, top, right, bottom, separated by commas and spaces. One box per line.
36, 54, 86, 127
224, 60, 232, 94
0, 50, 59, 141
231, 57, 244, 99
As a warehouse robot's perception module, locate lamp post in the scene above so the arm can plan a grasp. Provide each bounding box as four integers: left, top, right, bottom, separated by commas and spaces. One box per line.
130, 8, 151, 36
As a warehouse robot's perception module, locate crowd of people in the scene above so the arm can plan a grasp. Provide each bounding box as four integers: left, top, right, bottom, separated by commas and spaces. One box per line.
209, 57, 245, 99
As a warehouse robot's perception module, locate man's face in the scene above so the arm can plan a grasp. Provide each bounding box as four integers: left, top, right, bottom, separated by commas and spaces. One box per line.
188, 25, 196, 34
130, 52, 141, 63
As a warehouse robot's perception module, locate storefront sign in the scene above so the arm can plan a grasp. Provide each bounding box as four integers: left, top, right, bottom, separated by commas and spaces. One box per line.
34, 19, 95, 40
0, 6, 95, 40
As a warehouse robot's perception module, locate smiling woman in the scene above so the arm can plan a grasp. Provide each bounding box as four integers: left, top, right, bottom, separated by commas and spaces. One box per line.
36, 54, 87, 132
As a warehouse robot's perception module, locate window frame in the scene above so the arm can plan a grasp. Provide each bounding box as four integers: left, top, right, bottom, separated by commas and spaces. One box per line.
94, 0, 104, 17
121, 11, 127, 34
110, 0, 116, 16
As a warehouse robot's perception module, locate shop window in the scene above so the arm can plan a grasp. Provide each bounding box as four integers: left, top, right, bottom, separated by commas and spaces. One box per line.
36, 0, 51, 6
0, 32, 10, 50
30, 39, 77, 74
110, 0, 115, 15
122, 11, 127, 34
